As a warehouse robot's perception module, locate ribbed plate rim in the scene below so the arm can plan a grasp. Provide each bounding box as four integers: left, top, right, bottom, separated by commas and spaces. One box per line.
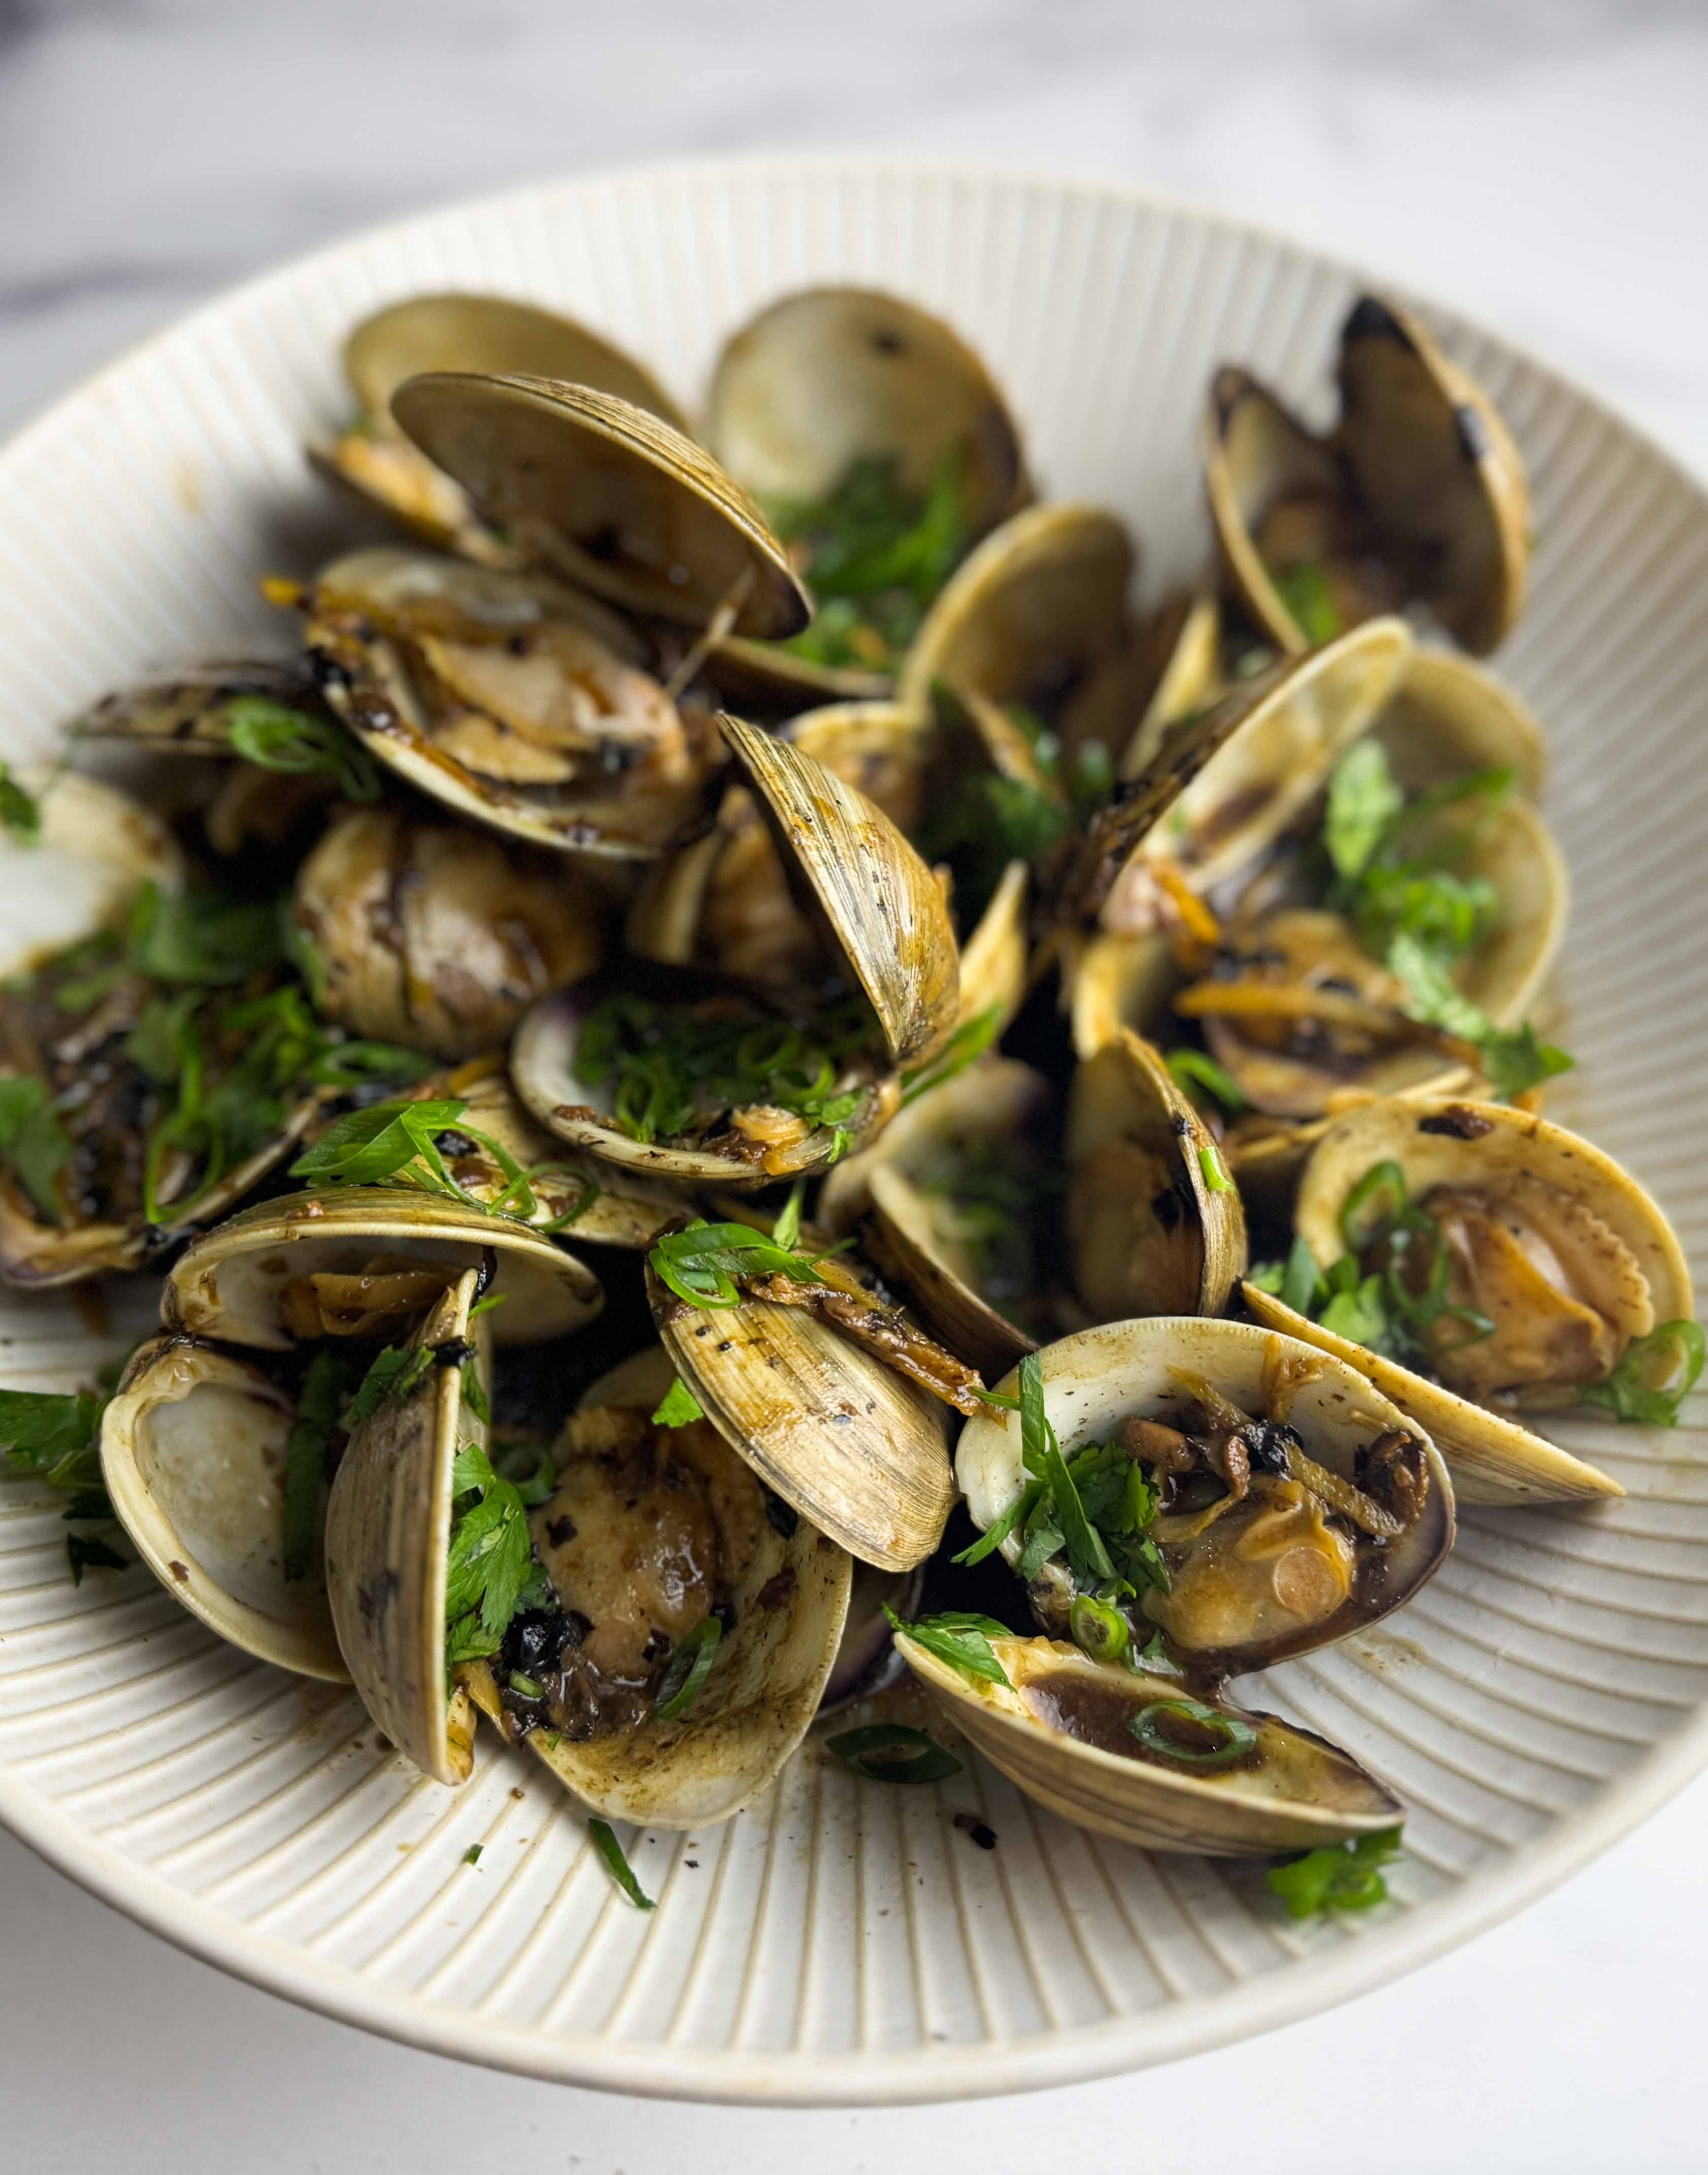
1, 150, 1703, 2106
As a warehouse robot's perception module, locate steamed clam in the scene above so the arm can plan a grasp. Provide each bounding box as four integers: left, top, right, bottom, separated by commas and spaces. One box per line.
703, 287, 1028, 702
1243, 1097, 1696, 1503
314, 291, 690, 560
1205, 295, 1530, 657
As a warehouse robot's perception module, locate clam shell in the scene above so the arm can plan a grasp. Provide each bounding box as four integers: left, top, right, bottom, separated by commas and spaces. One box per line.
100, 1336, 346, 1680
1118, 590, 1225, 782
719, 711, 960, 1067
897, 504, 1133, 728
957, 1315, 1453, 1672
648, 1268, 955, 1574
323, 1269, 482, 1784
1247, 1095, 1695, 1502
391, 374, 808, 637
0, 769, 182, 982
819, 1056, 1049, 1233
510, 971, 893, 1188
74, 660, 330, 758
293, 806, 606, 1059
1066, 1029, 1248, 1319
898, 1634, 1401, 1855
461, 1345, 854, 1829
163, 1187, 604, 1349
1377, 648, 1546, 798
1140, 616, 1414, 895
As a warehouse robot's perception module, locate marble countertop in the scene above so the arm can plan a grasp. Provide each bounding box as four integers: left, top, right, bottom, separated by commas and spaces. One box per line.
4, 5, 1707, 2169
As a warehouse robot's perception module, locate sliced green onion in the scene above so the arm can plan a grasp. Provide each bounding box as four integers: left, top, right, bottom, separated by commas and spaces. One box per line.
1069, 1593, 1131, 1667
653, 1615, 722, 1719
827, 1723, 963, 1785
1339, 1158, 1409, 1253
508, 1671, 546, 1699
1197, 1142, 1232, 1194
1129, 1696, 1257, 1769
588, 1817, 655, 1910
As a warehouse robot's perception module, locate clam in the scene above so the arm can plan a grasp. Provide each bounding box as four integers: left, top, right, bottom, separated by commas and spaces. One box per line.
163, 1186, 603, 1350
1204, 295, 1530, 657
630, 698, 1030, 1038
292, 806, 606, 1058
957, 1317, 1452, 1673
323, 1267, 485, 1783
896, 1634, 1401, 1855
391, 373, 809, 638
297, 545, 719, 860
702, 286, 1028, 702
314, 292, 690, 562
0, 780, 349, 1289
100, 1335, 346, 1680
1243, 1096, 1694, 1503
896, 506, 1135, 771
1066, 1029, 1248, 1322
512, 718, 961, 1186
820, 1058, 1056, 1380
1116, 590, 1228, 784
458, 1345, 853, 1828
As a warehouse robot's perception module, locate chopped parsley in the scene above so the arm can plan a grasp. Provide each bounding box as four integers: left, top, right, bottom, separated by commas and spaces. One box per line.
885, 1606, 1013, 1687
0, 1074, 72, 1222
291, 1094, 588, 1228
650, 1376, 705, 1428
444, 1440, 549, 1671
768, 449, 971, 671
916, 765, 1069, 927
576, 994, 867, 1153
646, 1217, 844, 1311
1271, 560, 1342, 646
1267, 1827, 1402, 1919
343, 1341, 437, 1434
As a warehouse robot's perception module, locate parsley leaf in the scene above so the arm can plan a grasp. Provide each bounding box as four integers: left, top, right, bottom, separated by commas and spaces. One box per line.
127, 882, 286, 987
1324, 739, 1404, 882
1580, 1321, 1705, 1427
1267, 1827, 1403, 1918
444, 1441, 536, 1663
885, 1605, 1013, 1687
0, 1378, 129, 1583
343, 1343, 436, 1433
0, 1074, 71, 1222
646, 1218, 842, 1311
0, 762, 41, 845
650, 1376, 704, 1428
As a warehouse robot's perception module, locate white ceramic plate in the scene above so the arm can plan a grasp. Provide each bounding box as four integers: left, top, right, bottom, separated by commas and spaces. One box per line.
1, 157, 1705, 2106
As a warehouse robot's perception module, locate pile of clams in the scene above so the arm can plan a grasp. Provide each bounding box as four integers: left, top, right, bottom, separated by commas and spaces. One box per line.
0, 282, 1692, 1908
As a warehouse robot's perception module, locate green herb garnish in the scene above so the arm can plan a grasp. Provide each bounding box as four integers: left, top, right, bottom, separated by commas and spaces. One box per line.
66, 1532, 128, 1585
1266, 1827, 1403, 1918
650, 1376, 705, 1428
827, 1722, 963, 1784
1128, 1695, 1257, 1768
588, 1818, 655, 1911
342, 1342, 437, 1433
885, 1605, 1013, 1687
1272, 560, 1342, 645
899, 1005, 1003, 1109
1579, 1320, 1705, 1427
444, 1441, 545, 1670
463, 1844, 483, 1865
652, 1615, 722, 1720
281, 1349, 358, 1581
0, 1378, 128, 1583
223, 695, 380, 800
646, 1217, 844, 1311
0, 1074, 72, 1222
1197, 1141, 1232, 1193
1165, 1048, 1245, 1113
0, 763, 41, 845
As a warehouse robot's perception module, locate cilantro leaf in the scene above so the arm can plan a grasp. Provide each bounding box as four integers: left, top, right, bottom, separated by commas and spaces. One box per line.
1480, 1024, 1575, 1102
646, 1218, 842, 1311
343, 1343, 436, 1432
444, 1440, 536, 1661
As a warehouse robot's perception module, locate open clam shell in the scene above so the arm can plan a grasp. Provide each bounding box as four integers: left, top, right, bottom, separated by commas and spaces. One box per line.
0, 768, 182, 981
301, 545, 716, 861
318, 292, 691, 560
648, 1264, 955, 1574
717, 711, 959, 1068
1241, 1096, 1692, 1503
1375, 648, 1545, 798
163, 1186, 604, 1350
958, 1317, 1452, 1673
101, 1335, 346, 1680
391, 373, 809, 638
897, 1633, 1401, 1855
1138, 616, 1415, 897
76, 659, 330, 758
1205, 296, 1530, 658
1066, 1029, 1248, 1321
460, 1344, 853, 1829
897, 504, 1135, 745
703, 286, 1028, 703
510, 968, 896, 1188
631, 700, 1028, 1041
323, 1268, 484, 1784
1117, 590, 1227, 783
293, 806, 606, 1060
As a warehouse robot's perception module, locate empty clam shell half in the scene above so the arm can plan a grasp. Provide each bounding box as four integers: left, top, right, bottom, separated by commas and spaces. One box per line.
292, 806, 606, 1060
460, 1345, 853, 1829
101, 1335, 346, 1680
1066, 1029, 1248, 1321
391, 373, 810, 638
301, 545, 715, 861
1205, 295, 1530, 658
958, 1316, 1452, 1673
898, 1633, 1401, 1855
718, 711, 960, 1068
1243, 1095, 1693, 1503
163, 1187, 603, 1350
323, 1268, 484, 1784
648, 1263, 955, 1574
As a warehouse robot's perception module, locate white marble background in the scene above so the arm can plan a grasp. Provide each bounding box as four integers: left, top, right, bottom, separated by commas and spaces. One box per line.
3, 3, 1708, 2169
